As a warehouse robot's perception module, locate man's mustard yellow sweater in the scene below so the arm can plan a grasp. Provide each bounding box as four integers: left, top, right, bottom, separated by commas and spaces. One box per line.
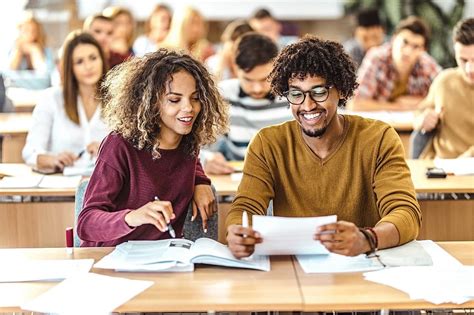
225, 115, 421, 245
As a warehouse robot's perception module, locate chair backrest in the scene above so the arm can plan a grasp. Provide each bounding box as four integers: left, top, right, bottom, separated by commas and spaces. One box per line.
409, 130, 435, 159
73, 180, 218, 246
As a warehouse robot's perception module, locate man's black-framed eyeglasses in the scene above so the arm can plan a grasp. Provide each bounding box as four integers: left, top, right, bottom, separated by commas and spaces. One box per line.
283, 85, 334, 105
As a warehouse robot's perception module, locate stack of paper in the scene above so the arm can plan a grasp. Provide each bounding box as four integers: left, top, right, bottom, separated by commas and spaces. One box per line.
363, 241, 474, 304
0, 259, 94, 282
0, 175, 81, 189
434, 157, 474, 175
21, 273, 153, 314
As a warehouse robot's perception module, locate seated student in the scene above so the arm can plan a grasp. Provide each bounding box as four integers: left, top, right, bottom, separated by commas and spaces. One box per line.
102, 6, 136, 56
77, 49, 229, 247
249, 8, 297, 49
203, 32, 293, 175
343, 8, 385, 68
225, 35, 421, 258
133, 4, 172, 57
162, 6, 214, 62
83, 14, 130, 68
5, 13, 54, 89
351, 16, 441, 111
206, 19, 253, 81
414, 18, 474, 159
22, 31, 109, 171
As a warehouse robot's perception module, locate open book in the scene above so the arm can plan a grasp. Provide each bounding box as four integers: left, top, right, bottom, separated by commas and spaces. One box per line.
94, 238, 270, 272
0, 175, 81, 189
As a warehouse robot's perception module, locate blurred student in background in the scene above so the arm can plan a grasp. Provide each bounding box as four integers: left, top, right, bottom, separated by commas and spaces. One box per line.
22, 31, 109, 172
77, 49, 229, 247
163, 6, 214, 62
206, 19, 254, 81
204, 33, 292, 175
249, 8, 297, 49
133, 4, 172, 57
343, 8, 385, 68
351, 16, 441, 111
5, 13, 54, 89
103, 6, 136, 57
414, 18, 474, 159
83, 14, 129, 68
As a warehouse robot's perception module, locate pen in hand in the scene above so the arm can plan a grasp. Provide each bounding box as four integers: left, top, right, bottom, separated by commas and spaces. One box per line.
154, 196, 176, 238
242, 210, 248, 238
77, 150, 85, 159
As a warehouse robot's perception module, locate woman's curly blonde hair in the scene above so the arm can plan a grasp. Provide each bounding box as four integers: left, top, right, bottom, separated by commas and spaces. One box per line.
102, 49, 229, 159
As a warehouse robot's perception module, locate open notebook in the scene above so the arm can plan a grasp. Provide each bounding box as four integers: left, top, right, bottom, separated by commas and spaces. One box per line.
0, 175, 81, 189
95, 238, 270, 272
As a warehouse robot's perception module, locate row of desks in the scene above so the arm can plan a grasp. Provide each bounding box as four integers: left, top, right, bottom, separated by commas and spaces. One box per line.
0, 160, 473, 248
0, 242, 472, 313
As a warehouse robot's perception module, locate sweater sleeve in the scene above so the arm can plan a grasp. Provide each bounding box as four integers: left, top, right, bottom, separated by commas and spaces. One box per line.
373, 127, 422, 244
77, 143, 136, 243
225, 133, 274, 228
195, 157, 211, 186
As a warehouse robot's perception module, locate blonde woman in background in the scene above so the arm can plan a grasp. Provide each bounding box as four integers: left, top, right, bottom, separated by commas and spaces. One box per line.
133, 4, 172, 57
163, 6, 214, 62
8, 14, 54, 72
103, 6, 136, 56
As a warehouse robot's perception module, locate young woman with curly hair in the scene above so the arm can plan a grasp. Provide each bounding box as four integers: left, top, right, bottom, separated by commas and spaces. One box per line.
77, 49, 229, 247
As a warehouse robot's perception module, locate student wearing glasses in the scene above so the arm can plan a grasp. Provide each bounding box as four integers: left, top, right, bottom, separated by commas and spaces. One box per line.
350, 16, 441, 111
225, 35, 421, 258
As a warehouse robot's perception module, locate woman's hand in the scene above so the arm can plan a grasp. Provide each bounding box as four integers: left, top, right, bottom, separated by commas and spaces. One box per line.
86, 141, 101, 157
37, 151, 77, 172
124, 200, 175, 232
192, 184, 217, 232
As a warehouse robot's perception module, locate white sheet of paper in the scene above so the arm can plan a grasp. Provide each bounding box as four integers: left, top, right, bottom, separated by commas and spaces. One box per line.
63, 154, 96, 176
0, 175, 43, 188
434, 157, 474, 175
363, 241, 472, 305
0, 259, 94, 282
297, 253, 381, 273
38, 175, 82, 189
21, 272, 153, 314
252, 215, 337, 255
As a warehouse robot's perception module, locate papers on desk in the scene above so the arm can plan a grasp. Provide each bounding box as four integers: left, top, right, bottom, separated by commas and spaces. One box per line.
0, 175, 81, 189
434, 157, 474, 175
21, 272, 153, 314
363, 241, 474, 304
63, 153, 96, 176
296, 240, 433, 273
252, 215, 337, 255
95, 237, 270, 272
0, 259, 93, 282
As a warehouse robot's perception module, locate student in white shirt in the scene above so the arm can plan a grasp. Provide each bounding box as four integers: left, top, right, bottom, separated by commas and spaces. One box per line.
22, 30, 109, 171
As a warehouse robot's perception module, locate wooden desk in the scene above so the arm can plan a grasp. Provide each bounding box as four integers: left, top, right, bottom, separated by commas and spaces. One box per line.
296, 241, 474, 312
0, 164, 76, 248
0, 113, 31, 163
0, 250, 301, 313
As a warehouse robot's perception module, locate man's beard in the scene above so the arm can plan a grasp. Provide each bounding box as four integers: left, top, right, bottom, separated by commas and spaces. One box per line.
302, 125, 328, 138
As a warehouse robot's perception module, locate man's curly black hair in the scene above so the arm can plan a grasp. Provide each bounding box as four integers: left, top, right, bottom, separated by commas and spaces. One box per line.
269, 35, 358, 107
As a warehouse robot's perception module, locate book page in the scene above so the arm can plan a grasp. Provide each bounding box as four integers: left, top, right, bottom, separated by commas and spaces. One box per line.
434, 157, 474, 175
38, 175, 82, 189
190, 238, 270, 271
253, 215, 337, 255
0, 175, 43, 188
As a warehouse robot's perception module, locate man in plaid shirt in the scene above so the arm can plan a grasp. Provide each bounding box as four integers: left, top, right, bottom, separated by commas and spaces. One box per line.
351, 16, 441, 111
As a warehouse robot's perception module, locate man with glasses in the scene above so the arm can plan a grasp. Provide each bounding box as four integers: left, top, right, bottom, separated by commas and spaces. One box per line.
203, 32, 292, 175
225, 35, 421, 258
350, 16, 441, 111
